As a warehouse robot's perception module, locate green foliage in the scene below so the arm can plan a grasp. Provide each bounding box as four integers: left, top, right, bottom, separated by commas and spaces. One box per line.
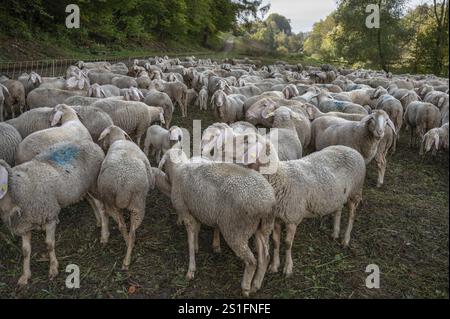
0, 0, 265, 49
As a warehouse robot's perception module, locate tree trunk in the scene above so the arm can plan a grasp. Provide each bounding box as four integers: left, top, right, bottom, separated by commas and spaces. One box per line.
377, 0, 388, 72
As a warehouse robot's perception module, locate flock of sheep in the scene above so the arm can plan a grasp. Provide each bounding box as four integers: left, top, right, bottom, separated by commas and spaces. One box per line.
0, 55, 448, 297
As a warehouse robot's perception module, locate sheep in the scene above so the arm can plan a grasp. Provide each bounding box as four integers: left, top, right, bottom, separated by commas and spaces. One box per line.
230, 121, 257, 134
197, 86, 208, 111
211, 90, 246, 124
27, 88, 87, 109
261, 107, 303, 161
245, 98, 312, 149
6, 107, 54, 138
88, 83, 121, 98
375, 93, 403, 152
0, 122, 22, 166
420, 123, 449, 155
0, 140, 104, 286
15, 104, 92, 164
111, 76, 138, 89
157, 148, 276, 296
121, 87, 144, 101
96, 125, 155, 270
143, 83, 174, 128
301, 102, 369, 122
92, 99, 165, 146
64, 95, 123, 106
241, 141, 365, 276
424, 91, 449, 124
311, 110, 396, 165
70, 105, 114, 143
143, 125, 183, 163
154, 80, 188, 117
0, 79, 26, 118
18, 72, 42, 96
404, 102, 442, 148
186, 88, 198, 108
391, 89, 421, 110
310, 92, 369, 115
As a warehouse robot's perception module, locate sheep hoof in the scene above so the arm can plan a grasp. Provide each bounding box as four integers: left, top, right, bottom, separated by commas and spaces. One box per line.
186, 271, 195, 280
242, 289, 251, 298
121, 264, 129, 271
282, 266, 293, 277
212, 246, 221, 254
269, 262, 279, 273
49, 268, 59, 280
250, 282, 261, 293
342, 240, 350, 248
17, 275, 29, 287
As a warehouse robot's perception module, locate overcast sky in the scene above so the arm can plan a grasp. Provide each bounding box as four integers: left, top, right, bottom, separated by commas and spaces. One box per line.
265, 0, 435, 33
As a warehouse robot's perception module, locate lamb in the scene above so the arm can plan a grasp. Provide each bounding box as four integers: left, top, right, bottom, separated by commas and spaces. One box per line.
157, 148, 276, 296
96, 125, 155, 270
27, 88, 87, 109
92, 99, 165, 146
311, 110, 396, 164
0, 140, 104, 286
15, 104, 92, 164
420, 123, 449, 155
197, 86, 208, 111
143, 125, 184, 163
241, 142, 365, 276
211, 90, 246, 124
0, 122, 22, 166
404, 102, 441, 148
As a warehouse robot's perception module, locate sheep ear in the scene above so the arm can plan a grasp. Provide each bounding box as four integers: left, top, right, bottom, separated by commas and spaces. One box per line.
51, 110, 63, 127
438, 97, 445, 108
387, 118, 397, 135
98, 127, 112, 142
1, 84, 10, 98
261, 108, 274, 119
100, 88, 107, 98
434, 134, 440, 150
0, 165, 9, 200
124, 132, 133, 142
305, 104, 316, 120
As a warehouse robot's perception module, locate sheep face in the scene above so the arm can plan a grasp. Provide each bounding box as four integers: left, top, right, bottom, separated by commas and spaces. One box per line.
364, 110, 396, 140
88, 84, 106, 98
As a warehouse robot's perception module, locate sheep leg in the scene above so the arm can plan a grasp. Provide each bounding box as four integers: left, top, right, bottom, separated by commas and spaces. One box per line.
375, 153, 386, 188
45, 221, 59, 279
85, 193, 102, 227
184, 217, 198, 280
18, 232, 32, 286
100, 210, 110, 245
107, 206, 129, 244
251, 217, 273, 293
122, 211, 143, 271
332, 209, 342, 239
212, 227, 221, 253
269, 221, 282, 273
194, 222, 201, 253
283, 223, 298, 277
409, 128, 414, 148
223, 231, 257, 297
343, 200, 358, 247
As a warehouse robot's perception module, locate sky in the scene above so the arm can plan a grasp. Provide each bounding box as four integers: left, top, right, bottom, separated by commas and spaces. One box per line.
265, 0, 436, 33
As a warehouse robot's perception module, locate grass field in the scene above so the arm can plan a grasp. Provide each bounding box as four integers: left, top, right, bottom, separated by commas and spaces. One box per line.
0, 103, 448, 299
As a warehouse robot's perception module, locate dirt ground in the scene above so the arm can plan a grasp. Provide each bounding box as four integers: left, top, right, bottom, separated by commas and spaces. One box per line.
0, 104, 448, 299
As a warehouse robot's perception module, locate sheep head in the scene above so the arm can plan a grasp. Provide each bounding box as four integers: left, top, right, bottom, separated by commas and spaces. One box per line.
420, 130, 440, 155
98, 125, 132, 151
124, 87, 144, 101
50, 104, 78, 127
88, 83, 107, 98
362, 109, 396, 140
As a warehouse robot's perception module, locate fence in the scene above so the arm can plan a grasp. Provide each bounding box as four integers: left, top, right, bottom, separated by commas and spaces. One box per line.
0, 51, 216, 79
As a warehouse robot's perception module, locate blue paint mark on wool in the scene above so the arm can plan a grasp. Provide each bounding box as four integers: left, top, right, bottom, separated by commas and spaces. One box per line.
334, 101, 346, 111
46, 145, 80, 167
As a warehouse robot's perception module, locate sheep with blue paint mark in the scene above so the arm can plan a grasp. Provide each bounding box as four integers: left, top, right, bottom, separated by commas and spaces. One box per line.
15, 104, 92, 164
0, 140, 104, 286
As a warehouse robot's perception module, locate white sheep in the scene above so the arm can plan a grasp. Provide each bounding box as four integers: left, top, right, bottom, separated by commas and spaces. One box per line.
156, 149, 276, 296
15, 104, 92, 164
97, 125, 155, 270
0, 140, 104, 286
143, 125, 183, 163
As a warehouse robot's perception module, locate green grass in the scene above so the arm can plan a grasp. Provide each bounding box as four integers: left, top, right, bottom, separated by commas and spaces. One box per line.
0, 101, 448, 299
